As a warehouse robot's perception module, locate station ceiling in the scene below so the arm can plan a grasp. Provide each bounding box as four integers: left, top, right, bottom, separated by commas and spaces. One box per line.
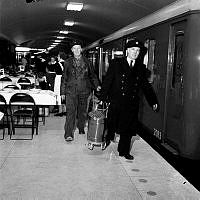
0, 0, 178, 51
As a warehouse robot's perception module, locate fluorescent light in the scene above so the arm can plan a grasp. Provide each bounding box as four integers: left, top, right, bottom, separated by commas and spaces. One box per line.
15, 47, 31, 52
57, 36, 65, 39
59, 30, 69, 34
114, 51, 123, 55
64, 20, 74, 26
66, 2, 83, 11
54, 40, 62, 43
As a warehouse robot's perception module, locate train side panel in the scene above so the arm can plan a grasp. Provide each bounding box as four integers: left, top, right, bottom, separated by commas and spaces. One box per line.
133, 21, 172, 143
138, 12, 200, 159
87, 11, 200, 160
182, 12, 200, 159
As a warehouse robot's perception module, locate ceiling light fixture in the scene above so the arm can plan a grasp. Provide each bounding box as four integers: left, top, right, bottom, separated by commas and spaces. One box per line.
64, 20, 75, 26
59, 30, 69, 34
57, 36, 65, 39
66, 2, 83, 11
15, 47, 31, 52
54, 40, 62, 43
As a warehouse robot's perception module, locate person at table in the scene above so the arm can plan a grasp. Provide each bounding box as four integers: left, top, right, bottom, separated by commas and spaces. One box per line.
18, 57, 29, 73
46, 56, 58, 91
54, 52, 67, 116
60, 41, 101, 142
35, 55, 48, 90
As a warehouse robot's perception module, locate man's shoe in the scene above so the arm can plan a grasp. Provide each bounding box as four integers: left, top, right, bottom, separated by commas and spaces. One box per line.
119, 154, 134, 160
79, 129, 85, 134
102, 140, 111, 150
65, 136, 73, 142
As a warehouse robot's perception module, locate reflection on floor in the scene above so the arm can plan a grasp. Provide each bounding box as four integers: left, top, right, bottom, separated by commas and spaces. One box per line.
0, 115, 200, 200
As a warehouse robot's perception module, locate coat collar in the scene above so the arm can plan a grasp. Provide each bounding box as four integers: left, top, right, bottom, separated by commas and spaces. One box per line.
121, 57, 132, 72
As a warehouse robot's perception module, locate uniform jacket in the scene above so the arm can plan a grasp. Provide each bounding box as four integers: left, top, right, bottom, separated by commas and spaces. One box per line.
60, 56, 99, 95
100, 57, 158, 107
99, 57, 158, 135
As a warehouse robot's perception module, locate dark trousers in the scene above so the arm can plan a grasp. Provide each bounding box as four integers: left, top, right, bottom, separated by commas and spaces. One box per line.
46, 72, 56, 91
117, 133, 132, 155
105, 102, 138, 155
64, 92, 89, 139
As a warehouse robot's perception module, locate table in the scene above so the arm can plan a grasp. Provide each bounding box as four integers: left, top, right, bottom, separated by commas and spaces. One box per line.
0, 89, 57, 105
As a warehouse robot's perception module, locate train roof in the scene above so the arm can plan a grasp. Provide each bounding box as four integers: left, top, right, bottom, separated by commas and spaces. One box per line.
86, 0, 200, 49
0, 0, 198, 52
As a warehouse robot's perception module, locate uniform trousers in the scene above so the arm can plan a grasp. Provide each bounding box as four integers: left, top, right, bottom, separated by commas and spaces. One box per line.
64, 92, 90, 139
106, 102, 139, 155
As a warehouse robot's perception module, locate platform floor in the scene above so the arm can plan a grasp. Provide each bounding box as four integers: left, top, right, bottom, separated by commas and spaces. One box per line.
1, 115, 200, 200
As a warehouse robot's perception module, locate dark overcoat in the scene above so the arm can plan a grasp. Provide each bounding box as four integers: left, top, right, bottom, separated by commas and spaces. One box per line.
60, 56, 99, 95
100, 57, 158, 136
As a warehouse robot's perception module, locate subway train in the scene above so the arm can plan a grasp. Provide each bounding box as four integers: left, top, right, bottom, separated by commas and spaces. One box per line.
85, 0, 200, 160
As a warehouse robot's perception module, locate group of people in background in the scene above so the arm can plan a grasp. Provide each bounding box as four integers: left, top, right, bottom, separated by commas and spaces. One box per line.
33, 51, 69, 116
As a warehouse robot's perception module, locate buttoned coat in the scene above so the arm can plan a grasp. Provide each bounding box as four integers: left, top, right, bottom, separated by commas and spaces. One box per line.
100, 57, 158, 136
60, 56, 99, 95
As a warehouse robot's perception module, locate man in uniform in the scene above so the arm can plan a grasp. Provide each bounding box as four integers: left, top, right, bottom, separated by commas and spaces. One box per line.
99, 39, 159, 160
60, 41, 100, 142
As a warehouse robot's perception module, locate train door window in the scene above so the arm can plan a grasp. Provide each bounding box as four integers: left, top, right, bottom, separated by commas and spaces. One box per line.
172, 31, 184, 89
144, 39, 156, 83
87, 48, 99, 75
102, 49, 113, 81
104, 51, 109, 73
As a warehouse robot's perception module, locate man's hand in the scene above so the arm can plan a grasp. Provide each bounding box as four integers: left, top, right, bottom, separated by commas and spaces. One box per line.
152, 104, 158, 112
61, 95, 65, 102
96, 86, 101, 92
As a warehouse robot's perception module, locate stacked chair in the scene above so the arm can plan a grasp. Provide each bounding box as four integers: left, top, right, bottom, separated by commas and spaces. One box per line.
0, 76, 12, 82
4, 84, 20, 90
9, 93, 38, 140
17, 77, 32, 89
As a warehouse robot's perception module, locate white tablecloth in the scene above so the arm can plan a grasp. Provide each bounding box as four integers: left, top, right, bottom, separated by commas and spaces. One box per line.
0, 89, 57, 105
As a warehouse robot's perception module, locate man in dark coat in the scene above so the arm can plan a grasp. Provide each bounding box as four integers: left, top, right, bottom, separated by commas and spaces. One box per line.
99, 39, 159, 160
60, 41, 101, 142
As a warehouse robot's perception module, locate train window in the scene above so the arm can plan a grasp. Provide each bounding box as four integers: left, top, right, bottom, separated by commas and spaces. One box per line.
144, 39, 156, 83
102, 49, 112, 80
87, 48, 99, 74
172, 32, 184, 88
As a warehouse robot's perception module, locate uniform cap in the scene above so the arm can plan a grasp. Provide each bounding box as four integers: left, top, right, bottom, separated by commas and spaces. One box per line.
125, 39, 144, 50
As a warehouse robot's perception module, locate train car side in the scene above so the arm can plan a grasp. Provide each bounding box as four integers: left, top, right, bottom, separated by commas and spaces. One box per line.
87, 10, 200, 160
129, 11, 200, 160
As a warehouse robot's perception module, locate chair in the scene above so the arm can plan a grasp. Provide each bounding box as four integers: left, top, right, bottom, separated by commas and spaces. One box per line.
9, 93, 38, 140
4, 84, 20, 90
17, 77, 31, 89
0, 94, 10, 139
25, 73, 34, 78
0, 76, 12, 82
38, 106, 46, 125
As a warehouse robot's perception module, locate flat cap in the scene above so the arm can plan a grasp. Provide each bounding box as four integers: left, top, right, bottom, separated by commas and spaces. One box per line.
71, 40, 83, 48
125, 39, 144, 50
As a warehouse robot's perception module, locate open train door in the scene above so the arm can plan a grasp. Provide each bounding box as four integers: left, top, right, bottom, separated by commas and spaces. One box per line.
163, 20, 186, 156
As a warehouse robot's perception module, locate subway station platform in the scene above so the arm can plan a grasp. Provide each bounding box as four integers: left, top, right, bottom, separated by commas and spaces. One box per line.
1, 115, 200, 200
